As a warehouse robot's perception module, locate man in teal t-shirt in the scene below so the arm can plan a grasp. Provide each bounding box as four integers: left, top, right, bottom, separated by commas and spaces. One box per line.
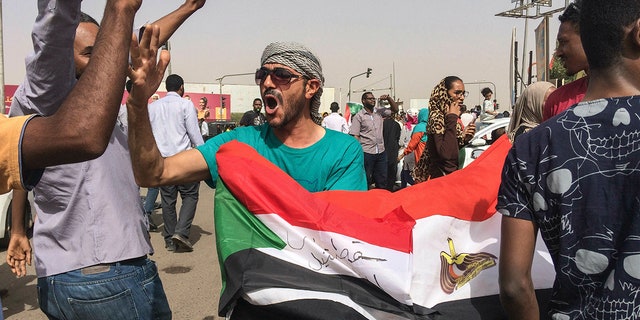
127, 41, 367, 194
198, 123, 364, 192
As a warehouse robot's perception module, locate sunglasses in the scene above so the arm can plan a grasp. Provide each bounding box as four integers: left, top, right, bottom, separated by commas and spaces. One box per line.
453, 90, 469, 98
255, 67, 304, 86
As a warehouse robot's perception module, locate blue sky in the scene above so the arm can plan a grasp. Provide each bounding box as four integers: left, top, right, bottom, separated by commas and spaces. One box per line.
2, 1, 566, 109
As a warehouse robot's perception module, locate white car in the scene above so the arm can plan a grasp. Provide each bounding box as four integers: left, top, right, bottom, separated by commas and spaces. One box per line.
0, 191, 12, 246
460, 117, 511, 168
0, 116, 33, 247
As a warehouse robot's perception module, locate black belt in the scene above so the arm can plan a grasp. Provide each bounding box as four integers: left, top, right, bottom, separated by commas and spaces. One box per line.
80, 256, 147, 275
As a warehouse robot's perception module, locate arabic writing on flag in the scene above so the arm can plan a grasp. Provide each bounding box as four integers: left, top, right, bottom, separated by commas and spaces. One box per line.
213, 136, 554, 319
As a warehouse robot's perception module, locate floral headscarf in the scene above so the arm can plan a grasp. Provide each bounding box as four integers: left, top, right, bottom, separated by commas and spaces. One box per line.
427, 78, 464, 145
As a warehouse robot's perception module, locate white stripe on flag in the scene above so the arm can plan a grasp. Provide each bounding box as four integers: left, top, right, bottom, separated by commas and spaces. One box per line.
411, 213, 555, 308
244, 288, 378, 320
257, 213, 414, 305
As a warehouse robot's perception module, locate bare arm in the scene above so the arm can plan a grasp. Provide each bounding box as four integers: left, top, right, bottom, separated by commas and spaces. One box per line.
150, 0, 205, 46
126, 98, 211, 186
21, 0, 142, 169
6, 190, 31, 278
380, 94, 399, 114
499, 216, 539, 320
185, 103, 205, 147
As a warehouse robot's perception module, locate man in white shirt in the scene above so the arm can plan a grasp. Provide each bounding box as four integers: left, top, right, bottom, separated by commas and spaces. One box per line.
321, 102, 348, 133
148, 74, 204, 252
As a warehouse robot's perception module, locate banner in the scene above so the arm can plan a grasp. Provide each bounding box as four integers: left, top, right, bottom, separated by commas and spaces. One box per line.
535, 17, 550, 82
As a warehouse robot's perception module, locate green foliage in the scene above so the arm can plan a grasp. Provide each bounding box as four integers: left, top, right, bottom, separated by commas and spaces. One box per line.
549, 56, 577, 85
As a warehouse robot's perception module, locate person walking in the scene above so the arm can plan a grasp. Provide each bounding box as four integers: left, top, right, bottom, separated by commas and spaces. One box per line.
148, 74, 204, 252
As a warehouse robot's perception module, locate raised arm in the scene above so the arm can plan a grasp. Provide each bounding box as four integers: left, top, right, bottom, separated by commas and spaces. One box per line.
185, 102, 205, 147
21, 0, 142, 169
380, 94, 399, 114
126, 97, 211, 187
151, 0, 206, 46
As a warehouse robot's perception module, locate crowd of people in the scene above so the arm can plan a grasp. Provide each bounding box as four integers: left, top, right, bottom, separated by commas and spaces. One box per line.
1, 0, 639, 319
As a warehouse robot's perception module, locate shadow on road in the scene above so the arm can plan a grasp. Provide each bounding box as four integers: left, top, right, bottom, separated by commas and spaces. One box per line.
0, 262, 40, 318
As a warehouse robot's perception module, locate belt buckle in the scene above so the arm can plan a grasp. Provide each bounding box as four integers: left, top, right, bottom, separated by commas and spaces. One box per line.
80, 264, 111, 275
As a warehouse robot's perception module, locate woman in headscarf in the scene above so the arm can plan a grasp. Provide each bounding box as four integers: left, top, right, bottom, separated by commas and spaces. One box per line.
507, 81, 556, 142
417, 76, 475, 180
399, 108, 429, 165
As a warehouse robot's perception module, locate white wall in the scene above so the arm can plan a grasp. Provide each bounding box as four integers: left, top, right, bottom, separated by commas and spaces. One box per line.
409, 99, 429, 110
175, 82, 336, 114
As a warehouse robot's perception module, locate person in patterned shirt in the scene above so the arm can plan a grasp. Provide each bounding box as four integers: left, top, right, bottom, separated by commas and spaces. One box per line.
498, 1, 640, 319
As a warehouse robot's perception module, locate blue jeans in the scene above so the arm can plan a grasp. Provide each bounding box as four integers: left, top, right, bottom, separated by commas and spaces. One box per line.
37, 258, 171, 320
143, 187, 159, 214
363, 151, 388, 189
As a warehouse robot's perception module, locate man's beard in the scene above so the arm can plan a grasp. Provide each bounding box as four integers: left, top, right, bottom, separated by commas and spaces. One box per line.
267, 90, 307, 129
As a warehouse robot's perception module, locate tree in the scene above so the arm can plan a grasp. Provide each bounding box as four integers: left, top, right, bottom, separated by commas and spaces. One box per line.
549, 56, 577, 86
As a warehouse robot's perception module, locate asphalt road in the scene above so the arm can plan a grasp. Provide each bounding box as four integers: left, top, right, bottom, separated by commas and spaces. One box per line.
0, 184, 225, 320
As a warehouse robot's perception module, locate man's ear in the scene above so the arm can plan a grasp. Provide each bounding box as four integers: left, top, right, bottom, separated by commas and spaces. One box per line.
627, 19, 640, 50
305, 79, 321, 99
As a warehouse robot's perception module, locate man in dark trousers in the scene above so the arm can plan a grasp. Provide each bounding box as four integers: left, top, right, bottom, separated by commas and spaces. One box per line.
148, 74, 204, 252
382, 109, 401, 191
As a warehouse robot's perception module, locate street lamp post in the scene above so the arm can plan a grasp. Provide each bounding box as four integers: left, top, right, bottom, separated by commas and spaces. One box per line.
347, 68, 372, 102
215, 72, 254, 120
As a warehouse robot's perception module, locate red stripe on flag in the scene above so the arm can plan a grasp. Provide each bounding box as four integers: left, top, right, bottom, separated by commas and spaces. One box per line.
344, 103, 351, 124
216, 135, 511, 252
315, 135, 512, 222
216, 141, 415, 253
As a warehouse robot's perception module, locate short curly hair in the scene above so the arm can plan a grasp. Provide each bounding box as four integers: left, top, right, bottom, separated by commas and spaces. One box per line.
559, 0, 582, 31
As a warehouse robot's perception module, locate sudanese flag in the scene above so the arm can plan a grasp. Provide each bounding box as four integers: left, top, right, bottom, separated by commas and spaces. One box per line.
213, 137, 554, 319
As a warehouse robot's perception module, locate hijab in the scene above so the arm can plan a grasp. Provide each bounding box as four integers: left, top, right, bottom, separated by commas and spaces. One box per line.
507, 81, 555, 142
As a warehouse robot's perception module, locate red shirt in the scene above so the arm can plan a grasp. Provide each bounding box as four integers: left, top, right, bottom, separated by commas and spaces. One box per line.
542, 76, 588, 121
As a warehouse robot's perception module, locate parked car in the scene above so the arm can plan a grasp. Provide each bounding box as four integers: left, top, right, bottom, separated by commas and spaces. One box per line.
460, 117, 511, 168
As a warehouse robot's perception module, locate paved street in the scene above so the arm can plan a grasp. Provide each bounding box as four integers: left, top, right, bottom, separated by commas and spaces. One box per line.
0, 184, 225, 320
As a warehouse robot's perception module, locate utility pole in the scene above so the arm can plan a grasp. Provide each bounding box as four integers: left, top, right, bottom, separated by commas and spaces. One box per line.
215, 72, 253, 120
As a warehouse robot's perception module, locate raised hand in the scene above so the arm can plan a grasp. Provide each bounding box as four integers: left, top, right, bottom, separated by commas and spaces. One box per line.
185, 0, 206, 10
448, 101, 461, 117
127, 24, 171, 108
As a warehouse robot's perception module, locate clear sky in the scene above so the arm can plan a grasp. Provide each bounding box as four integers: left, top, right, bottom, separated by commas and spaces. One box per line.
2, 1, 567, 109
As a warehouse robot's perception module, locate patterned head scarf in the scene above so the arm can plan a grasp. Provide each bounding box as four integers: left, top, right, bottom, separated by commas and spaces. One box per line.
427, 77, 464, 145
261, 42, 325, 125
507, 81, 555, 142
